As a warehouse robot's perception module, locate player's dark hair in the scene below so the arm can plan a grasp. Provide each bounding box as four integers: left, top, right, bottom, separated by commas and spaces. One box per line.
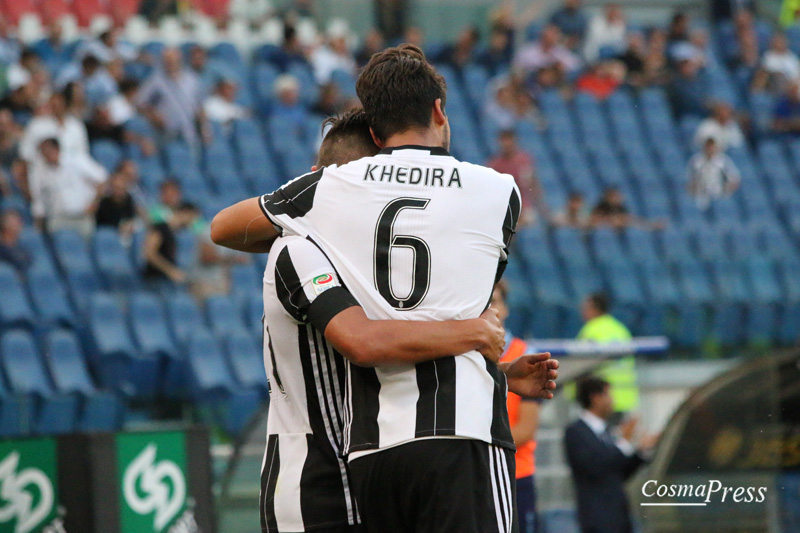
577, 377, 609, 409
588, 291, 610, 314
355, 44, 447, 142
317, 108, 379, 167
39, 137, 60, 150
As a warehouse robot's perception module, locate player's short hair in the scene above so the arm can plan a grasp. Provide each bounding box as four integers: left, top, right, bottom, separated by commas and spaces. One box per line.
587, 291, 610, 314
355, 44, 447, 143
317, 108, 379, 167
577, 376, 609, 409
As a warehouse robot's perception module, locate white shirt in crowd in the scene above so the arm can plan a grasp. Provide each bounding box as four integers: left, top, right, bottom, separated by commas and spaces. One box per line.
20, 115, 90, 162
761, 49, 800, 81
687, 151, 741, 209
310, 45, 356, 84
694, 118, 745, 150
106, 94, 136, 125
29, 154, 108, 220
583, 14, 627, 62
203, 95, 249, 125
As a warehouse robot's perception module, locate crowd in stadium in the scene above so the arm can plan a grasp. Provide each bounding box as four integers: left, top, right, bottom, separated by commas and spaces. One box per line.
0, 0, 798, 436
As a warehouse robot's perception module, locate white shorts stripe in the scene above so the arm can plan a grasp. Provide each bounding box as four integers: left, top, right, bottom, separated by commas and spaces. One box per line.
488, 445, 506, 533
498, 447, 513, 531
274, 434, 307, 532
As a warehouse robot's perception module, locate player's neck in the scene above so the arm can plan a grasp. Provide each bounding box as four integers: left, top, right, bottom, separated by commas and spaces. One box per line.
383, 129, 445, 151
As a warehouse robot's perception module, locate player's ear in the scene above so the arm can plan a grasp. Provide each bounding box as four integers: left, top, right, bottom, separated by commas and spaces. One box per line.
433, 98, 446, 126
311, 165, 318, 171
369, 128, 384, 148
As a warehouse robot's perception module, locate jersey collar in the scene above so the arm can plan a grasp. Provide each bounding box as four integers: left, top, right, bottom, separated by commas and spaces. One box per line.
378, 145, 451, 156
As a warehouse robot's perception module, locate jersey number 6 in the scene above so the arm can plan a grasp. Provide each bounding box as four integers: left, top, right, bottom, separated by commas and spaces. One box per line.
374, 197, 431, 310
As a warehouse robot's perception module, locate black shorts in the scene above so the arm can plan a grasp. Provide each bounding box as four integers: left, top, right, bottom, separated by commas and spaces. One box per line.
348, 439, 518, 533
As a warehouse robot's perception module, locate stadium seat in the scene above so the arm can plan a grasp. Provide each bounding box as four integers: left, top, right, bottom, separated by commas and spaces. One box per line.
0, 330, 78, 434
51, 229, 102, 310
45, 329, 124, 431
708, 259, 749, 304
674, 258, 715, 305
745, 257, 782, 305
26, 269, 77, 329
0, 264, 37, 330
588, 228, 628, 266
223, 330, 268, 395
128, 292, 184, 395
88, 293, 158, 397
92, 227, 138, 290
0, 373, 23, 437
165, 291, 206, 348
230, 263, 261, 300
623, 227, 662, 267
18, 227, 59, 276
90, 139, 124, 172
639, 263, 681, 307
206, 295, 248, 337
552, 227, 593, 267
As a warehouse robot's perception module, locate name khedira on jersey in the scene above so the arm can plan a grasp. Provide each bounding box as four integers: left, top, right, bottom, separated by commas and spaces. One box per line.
363, 164, 463, 188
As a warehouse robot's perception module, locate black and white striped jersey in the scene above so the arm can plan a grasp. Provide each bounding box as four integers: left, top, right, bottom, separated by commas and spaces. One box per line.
259, 145, 522, 457
260, 235, 361, 532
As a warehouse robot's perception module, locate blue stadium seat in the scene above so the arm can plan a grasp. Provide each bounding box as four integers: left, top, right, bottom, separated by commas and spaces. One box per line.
165, 291, 206, 348
206, 295, 247, 337
691, 225, 728, 262
128, 292, 184, 395
674, 258, 715, 305
88, 293, 158, 398
639, 263, 681, 307
251, 63, 280, 112
588, 228, 628, 266
726, 225, 760, 261
745, 257, 782, 305
175, 229, 197, 270
658, 227, 694, 264
18, 228, 58, 276
564, 262, 604, 301
92, 228, 138, 290
552, 227, 593, 267
163, 140, 213, 202
230, 263, 261, 300
602, 262, 645, 307
45, 329, 124, 432
223, 330, 268, 395
708, 260, 749, 304
0, 373, 23, 437
91, 139, 124, 172
1, 330, 78, 434
0, 264, 36, 330
26, 269, 77, 329
530, 262, 572, 308
623, 227, 662, 267
51, 229, 101, 310
330, 68, 357, 99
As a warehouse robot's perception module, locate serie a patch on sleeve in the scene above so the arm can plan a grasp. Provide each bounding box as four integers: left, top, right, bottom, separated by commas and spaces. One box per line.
311, 273, 337, 295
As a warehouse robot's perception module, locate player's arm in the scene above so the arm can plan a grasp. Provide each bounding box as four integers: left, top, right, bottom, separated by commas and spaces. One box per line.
323, 306, 506, 367
210, 197, 278, 253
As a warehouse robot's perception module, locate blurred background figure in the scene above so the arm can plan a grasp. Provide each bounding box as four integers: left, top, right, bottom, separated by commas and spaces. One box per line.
0, 208, 31, 274
687, 137, 741, 210
493, 281, 541, 533
565, 377, 653, 533
203, 78, 250, 128
142, 201, 199, 291
94, 168, 137, 238
488, 129, 542, 226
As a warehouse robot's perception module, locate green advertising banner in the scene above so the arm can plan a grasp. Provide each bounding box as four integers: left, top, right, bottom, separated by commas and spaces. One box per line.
116, 432, 191, 533
0, 438, 60, 533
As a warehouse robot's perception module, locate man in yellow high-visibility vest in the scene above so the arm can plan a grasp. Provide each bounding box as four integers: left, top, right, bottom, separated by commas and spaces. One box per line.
577, 292, 638, 412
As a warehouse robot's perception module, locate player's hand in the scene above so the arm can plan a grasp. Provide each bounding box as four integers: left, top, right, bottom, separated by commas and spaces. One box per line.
619, 416, 639, 442
477, 307, 505, 364
501, 353, 559, 399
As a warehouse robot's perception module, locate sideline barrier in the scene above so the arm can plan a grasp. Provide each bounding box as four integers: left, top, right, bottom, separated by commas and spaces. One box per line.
0, 427, 215, 533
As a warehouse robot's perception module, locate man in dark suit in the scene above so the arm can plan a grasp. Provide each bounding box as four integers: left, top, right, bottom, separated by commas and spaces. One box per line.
564, 377, 648, 533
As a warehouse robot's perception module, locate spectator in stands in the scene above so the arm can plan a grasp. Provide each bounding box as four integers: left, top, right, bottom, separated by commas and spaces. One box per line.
583, 3, 627, 63
79, 28, 136, 64
667, 53, 710, 117
616, 32, 646, 86
433, 26, 480, 73
666, 12, 691, 54
272, 73, 308, 133
514, 24, 581, 79
29, 137, 108, 236
95, 169, 137, 237
0, 109, 20, 169
272, 25, 310, 72
694, 101, 745, 150
0, 209, 31, 274
0, 70, 36, 124
63, 81, 89, 122
139, 0, 178, 24
476, 25, 513, 76
138, 47, 208, 148
310, 23, 356, 85
641, 29, 670, 86
102, 78, 139, 129
142, 201, 199, 289
488, 130, 541, 226
550, 191, 591, 229
773, 80, 800, 134
56, 55, 117, 108
761, 33, 800, 89
20, 91, 91, 162
149, 178, 183, 224
190, 226, 251, 299
549, 0, 588, 50
484, 75, 539, 131
311, 82, 344, 117
187, 45, 213, 90
564, 376, 649, 533
575, 59, 626, 99
356, 29, 385, 67
0, 15, 20, 65
374, 0, 408, 41
590, 187, 632, 228
32, 22, 70, 73
687, 137, 741, 210
404, 26, 425, 49
203, 79, 250, 128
